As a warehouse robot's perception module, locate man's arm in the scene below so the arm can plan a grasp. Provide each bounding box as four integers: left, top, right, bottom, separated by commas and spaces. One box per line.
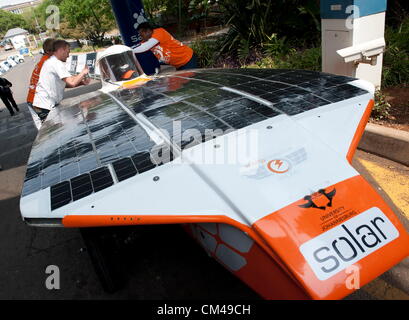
134, 56, 145, 75
132, 38, 159, 53
63, 67, 89, 88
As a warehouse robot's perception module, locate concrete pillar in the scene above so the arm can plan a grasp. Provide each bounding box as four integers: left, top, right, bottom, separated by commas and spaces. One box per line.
321, 0, 387, 89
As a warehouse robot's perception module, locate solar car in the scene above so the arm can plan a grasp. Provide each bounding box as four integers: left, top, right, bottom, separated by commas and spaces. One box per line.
19, 45, 409, 299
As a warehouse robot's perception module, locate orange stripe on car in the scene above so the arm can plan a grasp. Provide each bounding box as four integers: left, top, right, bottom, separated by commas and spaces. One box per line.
346, 99, 375, 163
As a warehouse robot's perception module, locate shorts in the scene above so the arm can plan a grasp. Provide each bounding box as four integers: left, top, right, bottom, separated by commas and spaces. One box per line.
28, 103, 51, 130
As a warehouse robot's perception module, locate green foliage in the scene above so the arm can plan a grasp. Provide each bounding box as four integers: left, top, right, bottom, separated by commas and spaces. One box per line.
143, 0, 167, 21
71, 45, 100, 53
372, 90, 391, 120
218, 0, 321, 57
188, 0, 212, 22
21, 9, 41, 34
28, 0, 115, 45
58, 21, 87, 41
383, 47, 409, 87
263, 34, 290, 57
0, 10, 28, 37
286, 47, 321, 71
31, 0, 65, 32
382, 17, 409, 87
60, 0, 116, 46
190, 39, 217, 67
237, 38, 250, 62
248, 47, 321, 71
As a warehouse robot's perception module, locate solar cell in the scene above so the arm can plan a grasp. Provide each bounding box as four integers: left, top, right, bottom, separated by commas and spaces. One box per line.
112, 157, 138, 181
50, 181, 72, 210
90, 167, 114, 192
71, 173, 93, 201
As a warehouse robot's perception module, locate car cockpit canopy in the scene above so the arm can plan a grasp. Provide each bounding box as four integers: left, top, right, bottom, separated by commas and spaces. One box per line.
97, 45, 141, 83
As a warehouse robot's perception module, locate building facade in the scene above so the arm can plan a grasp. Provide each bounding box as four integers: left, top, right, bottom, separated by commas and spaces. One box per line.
1, 0, 43, 15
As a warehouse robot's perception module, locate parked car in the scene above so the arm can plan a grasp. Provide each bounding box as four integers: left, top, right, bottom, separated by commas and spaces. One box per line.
9, 54, 25, 63
4, 43, 13, 51
0, 61, 11, 72
6, 57, 17, 67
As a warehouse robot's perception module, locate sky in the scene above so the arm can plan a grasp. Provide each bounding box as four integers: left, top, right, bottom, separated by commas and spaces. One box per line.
0, 0, 31, 8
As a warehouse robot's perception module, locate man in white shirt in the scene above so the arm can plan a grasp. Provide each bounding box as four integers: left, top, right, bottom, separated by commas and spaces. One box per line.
32, 39, 91, 128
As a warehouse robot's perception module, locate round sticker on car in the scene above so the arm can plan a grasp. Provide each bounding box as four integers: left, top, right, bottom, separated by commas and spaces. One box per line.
267, 159, 291, 174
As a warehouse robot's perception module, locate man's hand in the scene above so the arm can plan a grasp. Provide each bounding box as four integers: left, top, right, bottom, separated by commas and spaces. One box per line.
81, 77, 91, 85
80, 66, 91, 85
64, 66, 90, 88
81, 66, 90, 76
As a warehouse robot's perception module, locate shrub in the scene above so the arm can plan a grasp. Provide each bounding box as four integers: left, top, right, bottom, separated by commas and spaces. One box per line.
247, 46, 321, 71
382, 17, 409, 87
285, 47, 321, 71
372, 90, 391, 120
263, 33, 290, 58
218, 0, 321, 57
383, 47, 409, 87
190, 39, 218, 68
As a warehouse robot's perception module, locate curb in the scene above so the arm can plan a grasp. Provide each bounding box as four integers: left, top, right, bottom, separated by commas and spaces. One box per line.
358, 123, 409, 166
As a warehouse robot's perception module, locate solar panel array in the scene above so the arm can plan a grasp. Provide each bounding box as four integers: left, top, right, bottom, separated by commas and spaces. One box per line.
21, 69, 369, 211
23, 93, 170, 210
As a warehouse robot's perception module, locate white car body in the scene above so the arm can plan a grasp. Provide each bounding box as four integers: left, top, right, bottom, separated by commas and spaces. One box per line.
9, 54, 25, 63
6, 57, 17, 67
0, 61, 10, 72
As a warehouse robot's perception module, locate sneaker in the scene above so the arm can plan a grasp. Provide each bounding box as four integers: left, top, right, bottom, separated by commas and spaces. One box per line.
15, 107, 20, 112
10, 112, 15, 116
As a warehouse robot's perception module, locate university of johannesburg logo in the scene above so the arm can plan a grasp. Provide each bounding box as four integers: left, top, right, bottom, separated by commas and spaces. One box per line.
299, 188, 336, 211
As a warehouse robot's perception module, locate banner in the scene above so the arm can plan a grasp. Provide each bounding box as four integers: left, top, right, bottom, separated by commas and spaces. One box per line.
69, 55, 78, 74
109, 0, 160, 75
85, 52, 97, 75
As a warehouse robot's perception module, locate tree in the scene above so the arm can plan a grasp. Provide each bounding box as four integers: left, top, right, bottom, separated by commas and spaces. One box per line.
60, 0, 116, 46
143, 0, 166, 22
58, 21, 87, 46
30, 0, 65, 32
0, 10, 28, 37
21, 8, 42, 34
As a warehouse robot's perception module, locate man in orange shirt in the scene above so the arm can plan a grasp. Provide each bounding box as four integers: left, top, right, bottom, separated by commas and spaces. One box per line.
133, 23, 197, 70
26, 38, 55, 106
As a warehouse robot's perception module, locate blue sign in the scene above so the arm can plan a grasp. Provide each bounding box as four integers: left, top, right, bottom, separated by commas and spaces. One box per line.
19, 47, 29, 55
321, 0, 387, 19
109, 0, 160, 75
